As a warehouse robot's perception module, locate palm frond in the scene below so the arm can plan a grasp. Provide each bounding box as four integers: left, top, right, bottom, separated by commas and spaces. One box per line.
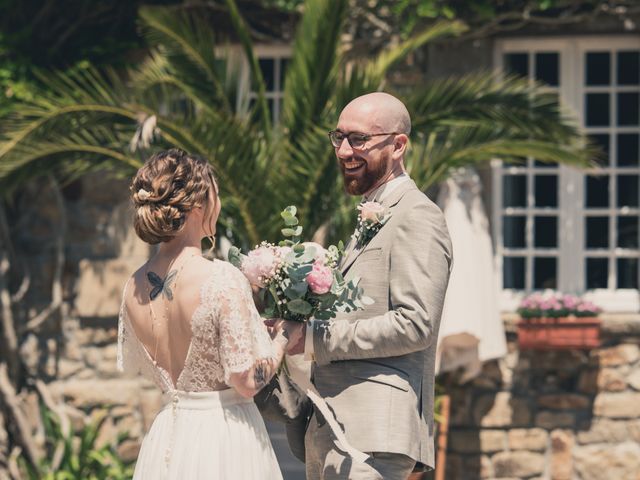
280, 0, 348, 140
335, 20, 465, 110
407, 126, 595, 191
408, 73, 581, 142
222, 0, 271, 131
138, 6, 233, 114
366, 21, 467, 85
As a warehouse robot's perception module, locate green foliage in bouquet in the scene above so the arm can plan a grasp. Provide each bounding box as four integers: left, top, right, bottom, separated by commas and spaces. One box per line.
229, 206, 372, 322
20, 403, 134, 480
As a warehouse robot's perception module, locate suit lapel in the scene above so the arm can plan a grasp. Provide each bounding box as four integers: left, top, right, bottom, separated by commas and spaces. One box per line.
340, 179, 419, 275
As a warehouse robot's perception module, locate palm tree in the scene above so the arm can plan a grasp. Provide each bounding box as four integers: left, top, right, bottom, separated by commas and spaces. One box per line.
0, 0, 593, 249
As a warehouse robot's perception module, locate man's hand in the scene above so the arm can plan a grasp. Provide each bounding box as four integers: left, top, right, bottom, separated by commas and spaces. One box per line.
282, 321, 305, 355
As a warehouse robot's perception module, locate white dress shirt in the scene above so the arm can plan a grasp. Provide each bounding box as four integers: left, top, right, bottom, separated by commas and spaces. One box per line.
303, 173, 411, 359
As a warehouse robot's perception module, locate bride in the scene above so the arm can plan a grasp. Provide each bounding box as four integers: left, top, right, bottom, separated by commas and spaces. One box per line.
117, 148, 299, 479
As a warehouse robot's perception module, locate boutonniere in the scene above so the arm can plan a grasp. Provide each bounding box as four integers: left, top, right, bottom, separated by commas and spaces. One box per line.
353, 201, 391, 249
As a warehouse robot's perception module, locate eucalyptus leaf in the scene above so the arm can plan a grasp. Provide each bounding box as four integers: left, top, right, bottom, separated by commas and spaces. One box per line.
360, 295, 376, 305
288, 264, 313, 281
287, 298, 313, 315
285, 281, 308, 300
227, 246, 244, 268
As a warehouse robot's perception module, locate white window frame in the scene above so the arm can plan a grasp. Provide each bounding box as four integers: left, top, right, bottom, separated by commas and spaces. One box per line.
236, 44, 291, 122
493, 35, 640, 313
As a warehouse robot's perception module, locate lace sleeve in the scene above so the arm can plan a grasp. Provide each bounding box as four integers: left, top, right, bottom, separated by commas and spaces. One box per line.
216, 264, 276, 382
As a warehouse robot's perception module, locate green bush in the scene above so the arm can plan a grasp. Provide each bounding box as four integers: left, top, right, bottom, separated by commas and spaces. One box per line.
21, 404, 134, 480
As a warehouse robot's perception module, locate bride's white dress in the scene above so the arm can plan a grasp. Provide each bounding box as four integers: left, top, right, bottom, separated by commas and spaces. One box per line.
117, 260, 284, 479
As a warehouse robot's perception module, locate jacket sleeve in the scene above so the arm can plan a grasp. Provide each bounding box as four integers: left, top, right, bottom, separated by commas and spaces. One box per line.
312, 201, 453, 366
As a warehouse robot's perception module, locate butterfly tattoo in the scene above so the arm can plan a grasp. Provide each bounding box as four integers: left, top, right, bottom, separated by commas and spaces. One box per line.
147, 270, 177, 300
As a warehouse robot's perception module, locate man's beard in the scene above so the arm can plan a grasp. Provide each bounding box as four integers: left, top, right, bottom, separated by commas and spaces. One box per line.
340, 155, 389, 196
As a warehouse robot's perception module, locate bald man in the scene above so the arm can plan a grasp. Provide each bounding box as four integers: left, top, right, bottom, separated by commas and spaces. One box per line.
281, 93, 453, 479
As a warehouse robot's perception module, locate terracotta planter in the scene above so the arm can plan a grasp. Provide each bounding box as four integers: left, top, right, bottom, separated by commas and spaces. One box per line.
517, 316, 601, 350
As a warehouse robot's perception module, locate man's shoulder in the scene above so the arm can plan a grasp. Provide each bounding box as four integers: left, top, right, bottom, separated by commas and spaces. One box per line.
395, 186, 443, 218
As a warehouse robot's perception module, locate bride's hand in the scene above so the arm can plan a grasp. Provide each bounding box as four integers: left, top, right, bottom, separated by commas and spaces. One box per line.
281, 321, 305, 355
264, 318, 287, 341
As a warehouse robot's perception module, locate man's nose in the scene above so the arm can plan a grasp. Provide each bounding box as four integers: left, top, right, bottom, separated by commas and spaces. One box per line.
336, 137, 353, 158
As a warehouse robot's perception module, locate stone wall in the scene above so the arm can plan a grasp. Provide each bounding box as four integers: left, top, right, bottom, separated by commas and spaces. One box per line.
444, 318, 640, 480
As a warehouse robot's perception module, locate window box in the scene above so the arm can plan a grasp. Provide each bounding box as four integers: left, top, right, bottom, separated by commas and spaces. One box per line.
517, 316, 601, 350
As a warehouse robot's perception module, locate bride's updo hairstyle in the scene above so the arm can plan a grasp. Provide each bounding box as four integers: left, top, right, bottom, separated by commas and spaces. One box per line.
131, 148, 217, 244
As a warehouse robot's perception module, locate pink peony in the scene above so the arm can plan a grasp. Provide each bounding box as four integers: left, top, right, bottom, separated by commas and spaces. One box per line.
277, 245, 293, 258
358, 201, 386, 223
306, 260, 334, 294
242, 246, 279, 287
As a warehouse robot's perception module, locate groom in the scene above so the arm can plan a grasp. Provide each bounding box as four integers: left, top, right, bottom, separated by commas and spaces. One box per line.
283, 92, 453, 479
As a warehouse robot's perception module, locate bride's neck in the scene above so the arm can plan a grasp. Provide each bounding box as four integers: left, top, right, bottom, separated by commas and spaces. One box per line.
156, 228, 203, 260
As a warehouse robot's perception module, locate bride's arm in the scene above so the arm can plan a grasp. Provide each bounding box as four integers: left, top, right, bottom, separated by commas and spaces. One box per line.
227, 326, 291, 398
217, 265, 304, 398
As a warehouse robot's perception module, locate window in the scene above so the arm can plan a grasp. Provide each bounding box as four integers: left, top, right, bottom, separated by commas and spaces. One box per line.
238, 45, 290, 123
494, 37, 640, 312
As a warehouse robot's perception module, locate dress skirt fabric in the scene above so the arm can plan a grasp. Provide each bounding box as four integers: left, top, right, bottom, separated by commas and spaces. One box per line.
133, 389, 284, 480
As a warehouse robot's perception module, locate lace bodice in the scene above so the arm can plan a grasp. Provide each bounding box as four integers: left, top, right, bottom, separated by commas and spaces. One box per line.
117, 260, 275, 393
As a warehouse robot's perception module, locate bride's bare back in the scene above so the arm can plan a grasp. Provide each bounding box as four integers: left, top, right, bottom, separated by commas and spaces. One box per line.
118, 257, 275, 393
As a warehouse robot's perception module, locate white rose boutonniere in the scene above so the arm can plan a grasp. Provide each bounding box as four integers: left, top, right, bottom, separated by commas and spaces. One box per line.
353, 201, 391, 249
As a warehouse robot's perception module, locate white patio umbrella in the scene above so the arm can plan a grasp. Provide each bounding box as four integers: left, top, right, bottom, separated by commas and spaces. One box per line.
435, 168, 507, 382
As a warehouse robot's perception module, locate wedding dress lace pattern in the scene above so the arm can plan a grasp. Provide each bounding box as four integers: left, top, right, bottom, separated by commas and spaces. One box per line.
117, 260, 283, 480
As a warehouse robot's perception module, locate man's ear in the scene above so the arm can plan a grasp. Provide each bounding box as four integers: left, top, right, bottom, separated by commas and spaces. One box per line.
392, 134, 409, 160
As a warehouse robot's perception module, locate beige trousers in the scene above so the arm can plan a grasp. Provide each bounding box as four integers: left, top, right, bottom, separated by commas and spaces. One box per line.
304, 413, 416, 480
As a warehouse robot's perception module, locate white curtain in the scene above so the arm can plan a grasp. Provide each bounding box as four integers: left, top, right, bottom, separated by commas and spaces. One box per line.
436, 168, 507, 382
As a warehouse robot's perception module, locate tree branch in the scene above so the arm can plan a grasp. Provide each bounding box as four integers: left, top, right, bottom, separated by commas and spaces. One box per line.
24, 178, 66, 334
0, 364, 41, 469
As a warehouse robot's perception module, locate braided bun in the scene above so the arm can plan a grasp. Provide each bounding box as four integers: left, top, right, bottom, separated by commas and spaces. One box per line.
130, 148, 216, 244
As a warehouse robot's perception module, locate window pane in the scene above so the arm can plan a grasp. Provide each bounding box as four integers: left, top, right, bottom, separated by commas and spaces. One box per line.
533, 159, 557, 168
504, 257, 525, 289
591, 133, 610, 166
586, 93, 610, 126
503, 175, 527, 207
586, 52, 611, 86
503, 216, 526, 248
586, 258, 608, 289
281, 59, 290, 87
534, 257, 557, 289
259, 58, 276, 91
534, 216, 557, 248
535, 175, 558, 207
617, 258, 638, 289
617, 216, 639, 249
267, 98, 275, 120
536, 52, 559, 86
505, 53, 528, 77
617, 134, 639, 166
617, 175, 639, 207
585, 175, 609, 208
617, 51, 640, 85
617, 92, 639, 126
586, 216, 609, 249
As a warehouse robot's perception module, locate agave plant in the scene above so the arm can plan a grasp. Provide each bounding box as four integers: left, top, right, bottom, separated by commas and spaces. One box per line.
0, 0, 592, 248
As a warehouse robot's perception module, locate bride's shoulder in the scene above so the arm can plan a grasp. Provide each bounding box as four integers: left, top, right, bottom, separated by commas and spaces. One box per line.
193, 258, 248, 290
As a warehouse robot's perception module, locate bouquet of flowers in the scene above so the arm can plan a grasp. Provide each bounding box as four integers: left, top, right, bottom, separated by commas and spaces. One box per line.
517, 291, 601, 319
228, 206, 372, 322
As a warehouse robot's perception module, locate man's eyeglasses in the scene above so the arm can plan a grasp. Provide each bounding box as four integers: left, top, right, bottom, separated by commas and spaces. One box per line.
328, 130, 399, 149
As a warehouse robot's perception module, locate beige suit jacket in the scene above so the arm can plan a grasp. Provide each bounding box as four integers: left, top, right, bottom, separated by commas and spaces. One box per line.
310, 179, 453, 469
